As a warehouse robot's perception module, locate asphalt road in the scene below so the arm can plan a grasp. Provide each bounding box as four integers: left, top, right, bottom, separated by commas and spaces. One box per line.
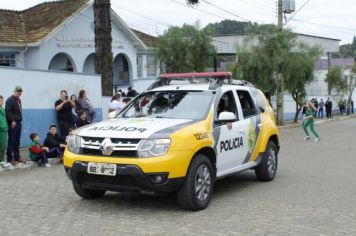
1, 118, 356, 236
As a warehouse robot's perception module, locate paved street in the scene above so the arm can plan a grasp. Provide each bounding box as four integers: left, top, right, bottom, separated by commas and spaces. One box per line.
1, 118, 356, 236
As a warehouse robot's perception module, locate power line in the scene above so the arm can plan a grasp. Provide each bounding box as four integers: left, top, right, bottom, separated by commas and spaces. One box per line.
240, 0, 273, 11
78, 13, 157, 36
286, 0, 312, 24
290, 18, 356, 34
111, 3, 171, 27
201, 0, 249, 21
169, 0, 226, 20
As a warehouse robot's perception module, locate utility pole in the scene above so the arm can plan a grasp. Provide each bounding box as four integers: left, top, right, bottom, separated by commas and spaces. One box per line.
276, 0, 284, 125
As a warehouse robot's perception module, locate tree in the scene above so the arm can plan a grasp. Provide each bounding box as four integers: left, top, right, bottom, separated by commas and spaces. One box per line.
325, 64, 356, 115
206, 20, 258, 36
283, 45, 321, 122
325, 65, 345, 95
156, 23, 216, 73
94, 0, 113, 97
346, 63, 356, 114
236, 25, 322, 123
237, 25, 296, 97
332, 35, 356, 58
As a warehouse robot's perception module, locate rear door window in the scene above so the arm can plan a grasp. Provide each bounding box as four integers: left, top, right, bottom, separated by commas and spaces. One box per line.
236, 90, 257, 118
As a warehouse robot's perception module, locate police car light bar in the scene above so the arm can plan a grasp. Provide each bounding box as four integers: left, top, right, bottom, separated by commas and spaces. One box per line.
147, 72, 253, 91
159, 72, 232, 79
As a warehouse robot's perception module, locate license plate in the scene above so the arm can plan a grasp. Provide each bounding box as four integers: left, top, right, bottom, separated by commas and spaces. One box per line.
87, 162, 117, 176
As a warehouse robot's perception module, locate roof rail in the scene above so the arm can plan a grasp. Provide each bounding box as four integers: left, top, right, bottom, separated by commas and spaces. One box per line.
147, 72, 254, 91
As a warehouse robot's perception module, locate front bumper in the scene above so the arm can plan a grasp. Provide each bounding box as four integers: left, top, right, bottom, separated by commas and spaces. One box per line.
63, 149, 194, 178
66, 162, 185, 193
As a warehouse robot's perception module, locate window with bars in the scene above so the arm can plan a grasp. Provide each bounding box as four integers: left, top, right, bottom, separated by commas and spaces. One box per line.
137, 55, 143, 78
0, 53, 16, 67
147, 55, 157, 77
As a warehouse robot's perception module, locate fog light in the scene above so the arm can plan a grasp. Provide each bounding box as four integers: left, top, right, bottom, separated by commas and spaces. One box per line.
148, 174, 168, 184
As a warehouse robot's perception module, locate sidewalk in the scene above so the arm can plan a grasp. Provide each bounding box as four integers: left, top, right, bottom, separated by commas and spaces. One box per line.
0, 149, 61, 172
279, 114, 356, 129
1, 114, 355, 173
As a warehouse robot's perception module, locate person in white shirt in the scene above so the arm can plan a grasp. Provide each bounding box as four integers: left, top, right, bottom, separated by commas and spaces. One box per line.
109, 93, 125, 113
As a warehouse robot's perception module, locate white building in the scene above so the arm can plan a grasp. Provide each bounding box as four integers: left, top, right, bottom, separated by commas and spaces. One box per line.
0, 0, 158, 92
211, 34, 347, 120
0, 0, 160, 146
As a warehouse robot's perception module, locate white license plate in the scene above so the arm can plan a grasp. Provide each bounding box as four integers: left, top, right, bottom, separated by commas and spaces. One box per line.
87, 162, 117, 176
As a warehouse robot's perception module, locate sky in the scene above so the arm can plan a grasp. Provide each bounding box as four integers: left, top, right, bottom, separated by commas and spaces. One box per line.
2, 0, 356, 44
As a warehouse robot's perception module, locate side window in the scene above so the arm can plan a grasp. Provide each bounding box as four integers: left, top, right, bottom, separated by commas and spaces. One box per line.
255, 90, 266, 111
216, 91, 238, 122
236, 90, 257, 118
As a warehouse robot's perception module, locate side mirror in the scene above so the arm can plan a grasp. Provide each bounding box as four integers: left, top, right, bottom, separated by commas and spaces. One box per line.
218, 112, 236, 122
259, 106, 265, 113
108, 111, 117, 120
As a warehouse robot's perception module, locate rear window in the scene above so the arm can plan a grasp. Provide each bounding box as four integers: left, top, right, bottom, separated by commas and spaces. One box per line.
236, 90, 258, 118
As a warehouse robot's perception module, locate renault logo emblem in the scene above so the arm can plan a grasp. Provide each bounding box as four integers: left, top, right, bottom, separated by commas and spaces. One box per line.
100, 138, 114, 156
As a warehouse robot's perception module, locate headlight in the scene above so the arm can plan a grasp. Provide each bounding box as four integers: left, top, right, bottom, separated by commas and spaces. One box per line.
138, 139, 171, 158
67, 135, 82, 154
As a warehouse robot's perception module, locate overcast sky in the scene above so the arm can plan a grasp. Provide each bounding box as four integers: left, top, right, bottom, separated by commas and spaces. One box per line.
2, 0, 356, 44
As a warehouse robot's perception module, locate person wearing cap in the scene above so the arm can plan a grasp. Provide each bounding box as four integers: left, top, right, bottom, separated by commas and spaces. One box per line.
5, 86, 24, 165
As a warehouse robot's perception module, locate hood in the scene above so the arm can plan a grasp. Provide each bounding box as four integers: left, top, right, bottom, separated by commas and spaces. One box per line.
74, 118, 194, 139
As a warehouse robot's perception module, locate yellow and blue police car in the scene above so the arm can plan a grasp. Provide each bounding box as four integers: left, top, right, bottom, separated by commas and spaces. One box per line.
64, 72, 280, 210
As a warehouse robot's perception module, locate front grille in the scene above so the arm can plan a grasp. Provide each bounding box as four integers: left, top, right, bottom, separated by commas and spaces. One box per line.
81, 148, 137, 158
77, 173, 140, 188
111, 138, 141, 145
82, 136, 105, 143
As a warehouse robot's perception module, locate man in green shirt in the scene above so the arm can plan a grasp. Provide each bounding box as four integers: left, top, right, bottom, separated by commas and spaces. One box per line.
0, 95, 10, 168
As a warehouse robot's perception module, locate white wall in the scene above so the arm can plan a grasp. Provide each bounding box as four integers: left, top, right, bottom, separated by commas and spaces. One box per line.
0, 67, 102, 146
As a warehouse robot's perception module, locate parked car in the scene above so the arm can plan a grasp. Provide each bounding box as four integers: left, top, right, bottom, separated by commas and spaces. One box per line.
64, 72, 280, 210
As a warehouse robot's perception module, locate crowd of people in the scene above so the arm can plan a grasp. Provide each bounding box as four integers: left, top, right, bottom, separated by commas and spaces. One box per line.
0, 85, 138, 170
302, 97, 354, 120
301, 97, 333, 119
300, 97, 354, 142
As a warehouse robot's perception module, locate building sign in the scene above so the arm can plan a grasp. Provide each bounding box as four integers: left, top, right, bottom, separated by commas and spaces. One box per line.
55, 36, 124, 49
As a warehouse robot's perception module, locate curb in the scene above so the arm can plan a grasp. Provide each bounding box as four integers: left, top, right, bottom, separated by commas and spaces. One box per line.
279, 115, 356, 129
0, 158, 61, 173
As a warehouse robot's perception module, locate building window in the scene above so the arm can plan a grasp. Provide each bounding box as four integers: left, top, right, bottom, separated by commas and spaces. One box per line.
147, 55, 157, 77
137, 55, 143, 78
0, 53, 16, 67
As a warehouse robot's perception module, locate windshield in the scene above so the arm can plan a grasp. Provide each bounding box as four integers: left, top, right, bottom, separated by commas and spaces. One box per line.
120, 91, 214, 120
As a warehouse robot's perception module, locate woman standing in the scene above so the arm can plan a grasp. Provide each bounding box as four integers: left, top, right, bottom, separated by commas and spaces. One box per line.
70, 94, 79, 127
303, 100, 320, 142
78, 90, 95, 123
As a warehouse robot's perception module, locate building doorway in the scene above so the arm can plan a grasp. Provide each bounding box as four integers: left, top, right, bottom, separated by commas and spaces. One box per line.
83, 53, 98, 74
113, 53, 131, 86
48, 53, 76, 72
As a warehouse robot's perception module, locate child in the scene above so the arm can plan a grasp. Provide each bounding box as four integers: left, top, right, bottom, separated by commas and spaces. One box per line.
0, 95, 10, 168
44, 124, 66, 159
29, 133, 51, 167
76, 110, 90, 128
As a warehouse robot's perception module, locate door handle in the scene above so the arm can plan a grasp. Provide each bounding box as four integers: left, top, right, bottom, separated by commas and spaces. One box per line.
238, 129, 245, 135
258, 123, 263, 128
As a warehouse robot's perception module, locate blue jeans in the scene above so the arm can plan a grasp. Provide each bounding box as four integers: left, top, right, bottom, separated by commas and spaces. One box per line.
48, 148, 64, 158
7, 122, 22, 162
318, 108, 324, 118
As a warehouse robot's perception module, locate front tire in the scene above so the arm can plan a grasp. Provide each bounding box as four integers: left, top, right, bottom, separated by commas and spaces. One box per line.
255, 141, 278, 181
177, 154, 214, 211
73, 182, 106, 199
